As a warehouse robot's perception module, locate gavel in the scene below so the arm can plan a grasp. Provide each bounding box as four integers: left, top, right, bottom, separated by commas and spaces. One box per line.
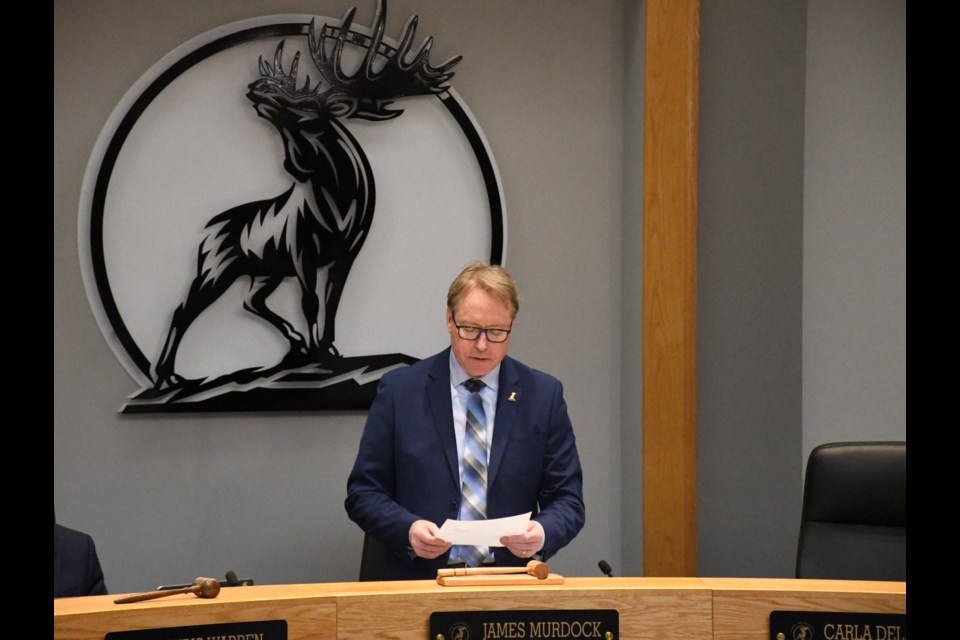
437, 560, 550, 580
113, 577, 221, 604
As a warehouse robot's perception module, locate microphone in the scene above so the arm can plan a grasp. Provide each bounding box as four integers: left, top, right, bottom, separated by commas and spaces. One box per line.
223, 569, 254, 587
598, 560, 615, 577
158, 570, 254, 591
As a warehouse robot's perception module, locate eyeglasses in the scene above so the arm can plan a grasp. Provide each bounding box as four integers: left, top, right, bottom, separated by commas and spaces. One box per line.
450, 311, 512, 343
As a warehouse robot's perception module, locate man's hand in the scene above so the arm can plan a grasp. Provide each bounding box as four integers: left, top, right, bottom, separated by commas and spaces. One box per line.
408, 520, 451, 559
500, 521, 545, 559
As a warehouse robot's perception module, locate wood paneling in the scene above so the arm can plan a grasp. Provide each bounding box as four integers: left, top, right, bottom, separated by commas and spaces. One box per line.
704, 578, 907, 640
53, 585, 338, 640
643, 0, 701, 576
54, 578, 905, 640
336, 580, 712, 639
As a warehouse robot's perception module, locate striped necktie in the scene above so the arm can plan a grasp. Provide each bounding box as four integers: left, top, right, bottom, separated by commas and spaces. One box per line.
460, 378, 489, 566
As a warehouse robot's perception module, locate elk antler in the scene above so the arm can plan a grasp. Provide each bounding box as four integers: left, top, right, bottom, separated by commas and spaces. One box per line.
253, 0, 461, 121
258, 42, 304, 94
307, 0, 462, 119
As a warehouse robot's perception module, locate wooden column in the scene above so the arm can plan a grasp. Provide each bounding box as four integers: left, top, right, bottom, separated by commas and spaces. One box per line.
642, 0, 700, 576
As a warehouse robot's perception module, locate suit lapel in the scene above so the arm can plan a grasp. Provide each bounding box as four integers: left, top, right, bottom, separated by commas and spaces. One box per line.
426, 349, 461, 492
488, 356, 520, 490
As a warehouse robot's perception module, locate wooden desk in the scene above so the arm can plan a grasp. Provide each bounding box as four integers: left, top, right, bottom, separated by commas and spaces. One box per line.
702, 578, 906, 640
53, 577, 906, 640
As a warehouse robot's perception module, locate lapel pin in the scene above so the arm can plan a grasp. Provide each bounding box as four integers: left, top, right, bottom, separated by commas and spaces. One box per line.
508, 392, 517, 402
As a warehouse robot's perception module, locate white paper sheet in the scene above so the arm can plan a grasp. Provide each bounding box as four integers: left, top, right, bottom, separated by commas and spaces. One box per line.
437, 512, 532, 546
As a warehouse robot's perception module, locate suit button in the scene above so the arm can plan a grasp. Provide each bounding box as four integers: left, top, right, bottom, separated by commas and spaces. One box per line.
449, 501, 458, 510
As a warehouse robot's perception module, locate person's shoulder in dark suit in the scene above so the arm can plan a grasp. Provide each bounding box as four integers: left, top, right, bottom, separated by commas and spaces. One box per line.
502, 354, 562, 385
385, 349, 446, 382
54, 523, 108, 598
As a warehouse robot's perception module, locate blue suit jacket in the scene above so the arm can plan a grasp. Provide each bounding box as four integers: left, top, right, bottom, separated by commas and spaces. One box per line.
345, 349, 585, 580
54, 524, 108, 598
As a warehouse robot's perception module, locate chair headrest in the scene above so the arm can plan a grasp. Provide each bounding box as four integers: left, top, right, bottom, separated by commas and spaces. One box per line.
802, 441, 905, 526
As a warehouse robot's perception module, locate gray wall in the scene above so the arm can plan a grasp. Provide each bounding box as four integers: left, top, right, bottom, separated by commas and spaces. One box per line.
619, 0, 645, 578
802, 0, 907, 462
55, 0, 624, 593
697, 0, 905, 578
697, 0, 807, 578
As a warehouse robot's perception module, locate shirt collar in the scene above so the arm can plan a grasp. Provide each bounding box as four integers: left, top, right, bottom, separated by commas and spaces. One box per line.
449, 350, 500, 393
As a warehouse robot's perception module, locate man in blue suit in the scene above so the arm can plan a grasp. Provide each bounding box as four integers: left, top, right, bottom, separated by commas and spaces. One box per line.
346, 262, 585, 580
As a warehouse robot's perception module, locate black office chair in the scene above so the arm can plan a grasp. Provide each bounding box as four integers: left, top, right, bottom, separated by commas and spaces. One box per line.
358, 533, 386, 582
795, 441, 906, 581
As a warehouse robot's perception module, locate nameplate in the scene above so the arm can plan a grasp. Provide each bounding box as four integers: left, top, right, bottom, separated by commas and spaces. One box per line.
770, 611, 906, 640
430, 609, 618, 640
106, 619, 287, 640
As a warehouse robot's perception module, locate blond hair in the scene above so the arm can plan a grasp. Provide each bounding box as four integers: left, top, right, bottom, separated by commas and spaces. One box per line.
447, 261, 520, 318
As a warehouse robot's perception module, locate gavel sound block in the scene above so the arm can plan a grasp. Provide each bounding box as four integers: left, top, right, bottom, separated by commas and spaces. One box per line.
436, 561, 565, 586
113, 577, 221, 604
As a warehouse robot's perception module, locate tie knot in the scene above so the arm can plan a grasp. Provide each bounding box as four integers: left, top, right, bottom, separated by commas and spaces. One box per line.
464, 378, 485, 394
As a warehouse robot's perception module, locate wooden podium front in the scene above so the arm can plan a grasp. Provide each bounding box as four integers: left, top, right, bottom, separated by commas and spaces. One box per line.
53, 577, 906, 640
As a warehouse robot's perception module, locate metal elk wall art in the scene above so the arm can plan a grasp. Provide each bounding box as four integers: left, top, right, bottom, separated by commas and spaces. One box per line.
79, 2, 506, 413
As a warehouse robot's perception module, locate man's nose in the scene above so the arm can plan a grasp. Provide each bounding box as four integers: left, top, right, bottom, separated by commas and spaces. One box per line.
475, 332, 489, 350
